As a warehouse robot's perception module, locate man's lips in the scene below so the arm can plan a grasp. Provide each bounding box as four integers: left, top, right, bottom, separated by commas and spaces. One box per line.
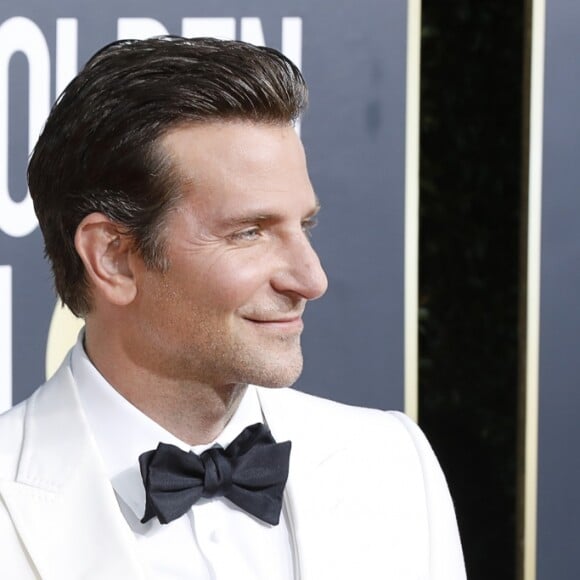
243, 315, 304, 331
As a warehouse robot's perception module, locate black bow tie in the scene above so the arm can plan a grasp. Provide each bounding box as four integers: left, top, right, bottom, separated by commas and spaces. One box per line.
139, 423, 291, 526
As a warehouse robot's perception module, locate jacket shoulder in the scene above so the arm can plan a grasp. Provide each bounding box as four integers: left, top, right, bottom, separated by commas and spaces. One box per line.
257, 385, 413, 445
261, 384, 395, 417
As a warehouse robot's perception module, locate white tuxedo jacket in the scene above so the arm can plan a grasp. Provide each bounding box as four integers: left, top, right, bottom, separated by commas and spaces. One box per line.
0, 357, 466, 579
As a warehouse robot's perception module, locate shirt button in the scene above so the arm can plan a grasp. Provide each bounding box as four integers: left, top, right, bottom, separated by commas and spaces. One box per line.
210, 529, 219, 543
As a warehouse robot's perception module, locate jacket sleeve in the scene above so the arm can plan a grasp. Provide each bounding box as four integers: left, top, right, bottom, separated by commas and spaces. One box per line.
390, 411, 467, 580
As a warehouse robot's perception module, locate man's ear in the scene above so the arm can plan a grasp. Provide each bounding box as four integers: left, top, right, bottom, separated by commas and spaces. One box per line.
74, 213, 138, 306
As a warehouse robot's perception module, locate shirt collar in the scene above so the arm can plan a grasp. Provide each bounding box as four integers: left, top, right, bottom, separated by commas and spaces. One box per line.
71, 334, 264, 521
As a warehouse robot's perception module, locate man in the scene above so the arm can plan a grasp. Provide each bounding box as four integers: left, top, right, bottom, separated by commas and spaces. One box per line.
0, 37, 465, 579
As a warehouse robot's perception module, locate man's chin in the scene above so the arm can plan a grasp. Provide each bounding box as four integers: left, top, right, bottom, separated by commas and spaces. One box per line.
247, 359, 303, 389
254, 379, 297, 389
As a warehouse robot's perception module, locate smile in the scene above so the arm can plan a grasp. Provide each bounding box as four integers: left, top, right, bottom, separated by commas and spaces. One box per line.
243, 316, 304, 332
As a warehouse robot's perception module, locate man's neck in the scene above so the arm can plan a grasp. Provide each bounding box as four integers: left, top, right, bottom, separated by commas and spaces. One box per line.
83, 330, 247, 446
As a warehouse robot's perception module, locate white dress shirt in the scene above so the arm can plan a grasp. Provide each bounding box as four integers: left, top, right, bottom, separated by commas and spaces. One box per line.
71, 338, 295, 580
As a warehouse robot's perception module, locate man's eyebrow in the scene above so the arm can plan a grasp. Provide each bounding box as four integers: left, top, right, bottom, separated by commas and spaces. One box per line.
221, 213, 275, 227
221, 200, 321, 228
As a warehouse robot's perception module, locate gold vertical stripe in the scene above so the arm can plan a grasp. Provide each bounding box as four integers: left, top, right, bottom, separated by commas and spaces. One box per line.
45, 301, 84, 380
524, 0, 545, 578
404, 0, 421, 421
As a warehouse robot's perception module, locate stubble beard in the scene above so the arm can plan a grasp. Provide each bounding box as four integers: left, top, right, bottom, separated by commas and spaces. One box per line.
181, 331, 305, 389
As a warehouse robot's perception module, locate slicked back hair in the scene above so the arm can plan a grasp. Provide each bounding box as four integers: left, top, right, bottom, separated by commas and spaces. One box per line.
28, 36, 308, 316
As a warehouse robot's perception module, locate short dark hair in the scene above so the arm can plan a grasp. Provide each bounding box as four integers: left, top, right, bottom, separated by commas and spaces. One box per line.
28, 36, 308, 316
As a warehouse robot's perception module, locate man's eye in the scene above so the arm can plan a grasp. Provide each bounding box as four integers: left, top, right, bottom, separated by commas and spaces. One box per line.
232, 227, 261, 241
302, 218, 318, 237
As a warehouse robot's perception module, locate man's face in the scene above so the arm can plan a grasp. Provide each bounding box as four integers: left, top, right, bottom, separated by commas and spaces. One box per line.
128, 121, 328, 388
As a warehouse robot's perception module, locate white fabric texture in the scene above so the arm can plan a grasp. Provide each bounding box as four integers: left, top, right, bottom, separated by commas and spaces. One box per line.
0, 349, 466, 579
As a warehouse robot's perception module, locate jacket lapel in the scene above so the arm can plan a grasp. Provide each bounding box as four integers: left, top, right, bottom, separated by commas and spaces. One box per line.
0, 362, 145, 580
257, 387, 356, 580
257, 387, 439, 580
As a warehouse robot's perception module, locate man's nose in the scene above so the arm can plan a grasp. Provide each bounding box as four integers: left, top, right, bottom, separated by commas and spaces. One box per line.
271, 233, 328, 300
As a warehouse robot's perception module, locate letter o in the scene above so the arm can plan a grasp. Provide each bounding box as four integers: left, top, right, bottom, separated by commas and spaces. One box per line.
0, 17, 50, 237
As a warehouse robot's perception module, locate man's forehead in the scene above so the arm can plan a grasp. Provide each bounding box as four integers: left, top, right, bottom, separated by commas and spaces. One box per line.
160, 119, 297, 148
159, 120, 307, 185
